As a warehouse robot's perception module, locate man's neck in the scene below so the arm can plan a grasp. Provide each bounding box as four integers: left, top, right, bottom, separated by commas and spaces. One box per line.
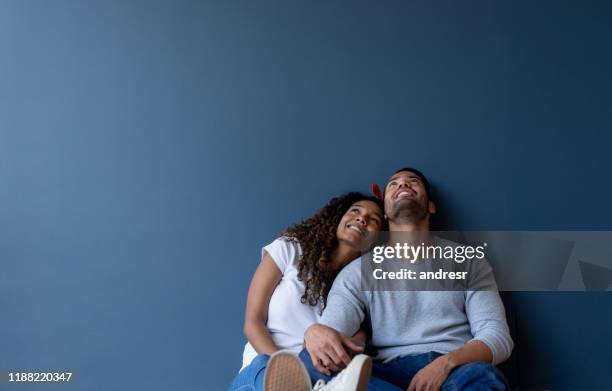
388, 217, 429, 232
389, 217, 429, 243
388, 218, 430, 246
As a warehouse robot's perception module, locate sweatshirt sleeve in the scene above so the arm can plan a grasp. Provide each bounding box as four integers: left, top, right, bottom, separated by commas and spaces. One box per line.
465, 259, 514, 365
319, 259, 367, 337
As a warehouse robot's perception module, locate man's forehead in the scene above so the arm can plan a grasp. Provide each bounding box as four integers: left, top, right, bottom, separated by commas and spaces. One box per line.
388, 171, 420, 181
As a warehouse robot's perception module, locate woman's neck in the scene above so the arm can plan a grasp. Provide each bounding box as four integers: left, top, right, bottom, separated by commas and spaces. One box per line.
330, 242, 359, 271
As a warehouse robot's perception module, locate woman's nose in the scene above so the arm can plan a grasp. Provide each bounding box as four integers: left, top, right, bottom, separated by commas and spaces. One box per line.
355, 216, 367, 225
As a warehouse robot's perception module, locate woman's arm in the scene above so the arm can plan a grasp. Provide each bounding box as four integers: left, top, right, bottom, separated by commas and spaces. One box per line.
243, 252, 283, 355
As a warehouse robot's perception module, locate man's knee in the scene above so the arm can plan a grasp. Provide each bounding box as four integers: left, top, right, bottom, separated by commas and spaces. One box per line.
444, 362, 509, 391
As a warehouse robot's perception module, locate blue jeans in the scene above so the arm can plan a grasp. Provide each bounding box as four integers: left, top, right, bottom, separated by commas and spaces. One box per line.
299, 349, 509, 391
228, 354, 269, 391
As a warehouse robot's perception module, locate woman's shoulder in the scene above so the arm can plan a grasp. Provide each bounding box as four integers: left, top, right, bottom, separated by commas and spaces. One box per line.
269, 236, 302, 252
262, 236, 303, 272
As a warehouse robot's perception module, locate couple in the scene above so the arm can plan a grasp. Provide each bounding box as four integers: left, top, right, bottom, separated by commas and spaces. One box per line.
229, 168, 513, 391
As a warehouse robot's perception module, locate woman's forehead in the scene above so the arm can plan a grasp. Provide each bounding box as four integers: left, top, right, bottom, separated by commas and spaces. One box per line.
352, 200, 382, 212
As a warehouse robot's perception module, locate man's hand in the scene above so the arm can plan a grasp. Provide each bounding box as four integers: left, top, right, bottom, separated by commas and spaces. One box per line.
407, 355, 452, 391
304, 324, 364, 375
351, 327, 368, 348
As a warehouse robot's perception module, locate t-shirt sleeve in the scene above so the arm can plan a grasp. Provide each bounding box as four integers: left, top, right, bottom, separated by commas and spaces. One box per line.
319, 260, 367, 337
261, 237, 298, 275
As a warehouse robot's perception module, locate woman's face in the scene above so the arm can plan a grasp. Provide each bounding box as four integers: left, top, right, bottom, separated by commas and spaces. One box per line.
336, 200, 384, 250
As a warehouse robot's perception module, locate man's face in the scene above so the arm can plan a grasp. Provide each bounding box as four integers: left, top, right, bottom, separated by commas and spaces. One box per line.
383, 171, 432, 222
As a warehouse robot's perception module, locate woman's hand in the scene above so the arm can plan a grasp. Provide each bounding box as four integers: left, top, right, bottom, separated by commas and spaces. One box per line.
304, 324, 364, 375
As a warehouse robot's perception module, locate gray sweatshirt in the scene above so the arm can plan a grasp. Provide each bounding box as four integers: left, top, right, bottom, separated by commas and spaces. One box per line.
320, 256, 514, 365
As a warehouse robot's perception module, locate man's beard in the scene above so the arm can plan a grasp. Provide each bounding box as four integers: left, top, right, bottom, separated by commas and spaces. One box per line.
387, 198, 428, 224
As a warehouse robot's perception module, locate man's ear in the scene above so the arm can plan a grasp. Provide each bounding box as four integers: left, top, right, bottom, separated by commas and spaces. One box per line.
428, 201, 436, 215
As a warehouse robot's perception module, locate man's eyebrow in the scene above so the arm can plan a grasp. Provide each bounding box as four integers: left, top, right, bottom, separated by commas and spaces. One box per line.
388, 174, 420, 182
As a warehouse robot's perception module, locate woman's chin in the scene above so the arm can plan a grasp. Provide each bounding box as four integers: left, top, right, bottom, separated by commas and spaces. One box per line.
340, 235, 365, 252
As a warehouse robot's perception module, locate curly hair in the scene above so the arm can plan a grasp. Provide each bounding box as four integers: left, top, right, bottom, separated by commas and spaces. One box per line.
280, 192, 385, 310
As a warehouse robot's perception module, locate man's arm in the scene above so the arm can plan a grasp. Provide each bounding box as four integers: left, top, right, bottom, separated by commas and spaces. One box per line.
304, 324, 364, 375
303, 261, 367, 374
303, 322, 368, 375
408, 261, 513, 391
463, 271, 514, 365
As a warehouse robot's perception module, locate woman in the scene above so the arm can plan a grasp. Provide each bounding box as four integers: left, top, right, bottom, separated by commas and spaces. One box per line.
229, 192, 385, 391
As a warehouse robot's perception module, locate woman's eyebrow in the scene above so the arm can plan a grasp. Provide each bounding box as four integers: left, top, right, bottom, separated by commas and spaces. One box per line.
365, 208, 381, 217
354, 203, 380, 213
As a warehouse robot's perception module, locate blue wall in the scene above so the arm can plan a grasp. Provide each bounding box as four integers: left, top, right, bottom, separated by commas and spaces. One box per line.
1, 1, 611, 390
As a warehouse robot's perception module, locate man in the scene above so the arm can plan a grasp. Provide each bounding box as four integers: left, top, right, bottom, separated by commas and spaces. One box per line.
301, 168, 513, 391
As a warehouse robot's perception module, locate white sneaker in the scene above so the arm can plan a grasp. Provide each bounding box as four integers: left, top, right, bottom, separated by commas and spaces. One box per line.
264, 350, 312, 391
312, 354, 372, 391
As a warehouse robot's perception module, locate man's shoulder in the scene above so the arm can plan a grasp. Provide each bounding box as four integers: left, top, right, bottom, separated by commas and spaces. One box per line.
334, 256, 362, 284
342, 256, 363, 272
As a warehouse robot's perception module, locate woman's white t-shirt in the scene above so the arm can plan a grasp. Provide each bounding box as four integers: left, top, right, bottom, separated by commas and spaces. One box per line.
240, 237, 322, 371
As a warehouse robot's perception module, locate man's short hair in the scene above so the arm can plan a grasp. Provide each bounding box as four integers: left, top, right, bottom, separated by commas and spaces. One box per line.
387, 167, 432, 200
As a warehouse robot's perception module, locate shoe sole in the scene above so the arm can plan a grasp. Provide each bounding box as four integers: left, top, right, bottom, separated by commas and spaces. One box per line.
264, 351, 311, 391
354, 355, 372, 391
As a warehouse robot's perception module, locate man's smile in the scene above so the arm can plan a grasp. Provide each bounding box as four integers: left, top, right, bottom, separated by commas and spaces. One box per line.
394, 189, 416, 200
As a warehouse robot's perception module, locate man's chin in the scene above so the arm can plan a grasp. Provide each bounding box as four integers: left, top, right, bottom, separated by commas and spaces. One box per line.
392, 198, 417, 211
389, 200, 426, 220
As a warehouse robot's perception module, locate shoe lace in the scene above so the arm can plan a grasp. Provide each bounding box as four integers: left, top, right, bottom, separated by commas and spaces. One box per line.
311, 369, 348, 391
